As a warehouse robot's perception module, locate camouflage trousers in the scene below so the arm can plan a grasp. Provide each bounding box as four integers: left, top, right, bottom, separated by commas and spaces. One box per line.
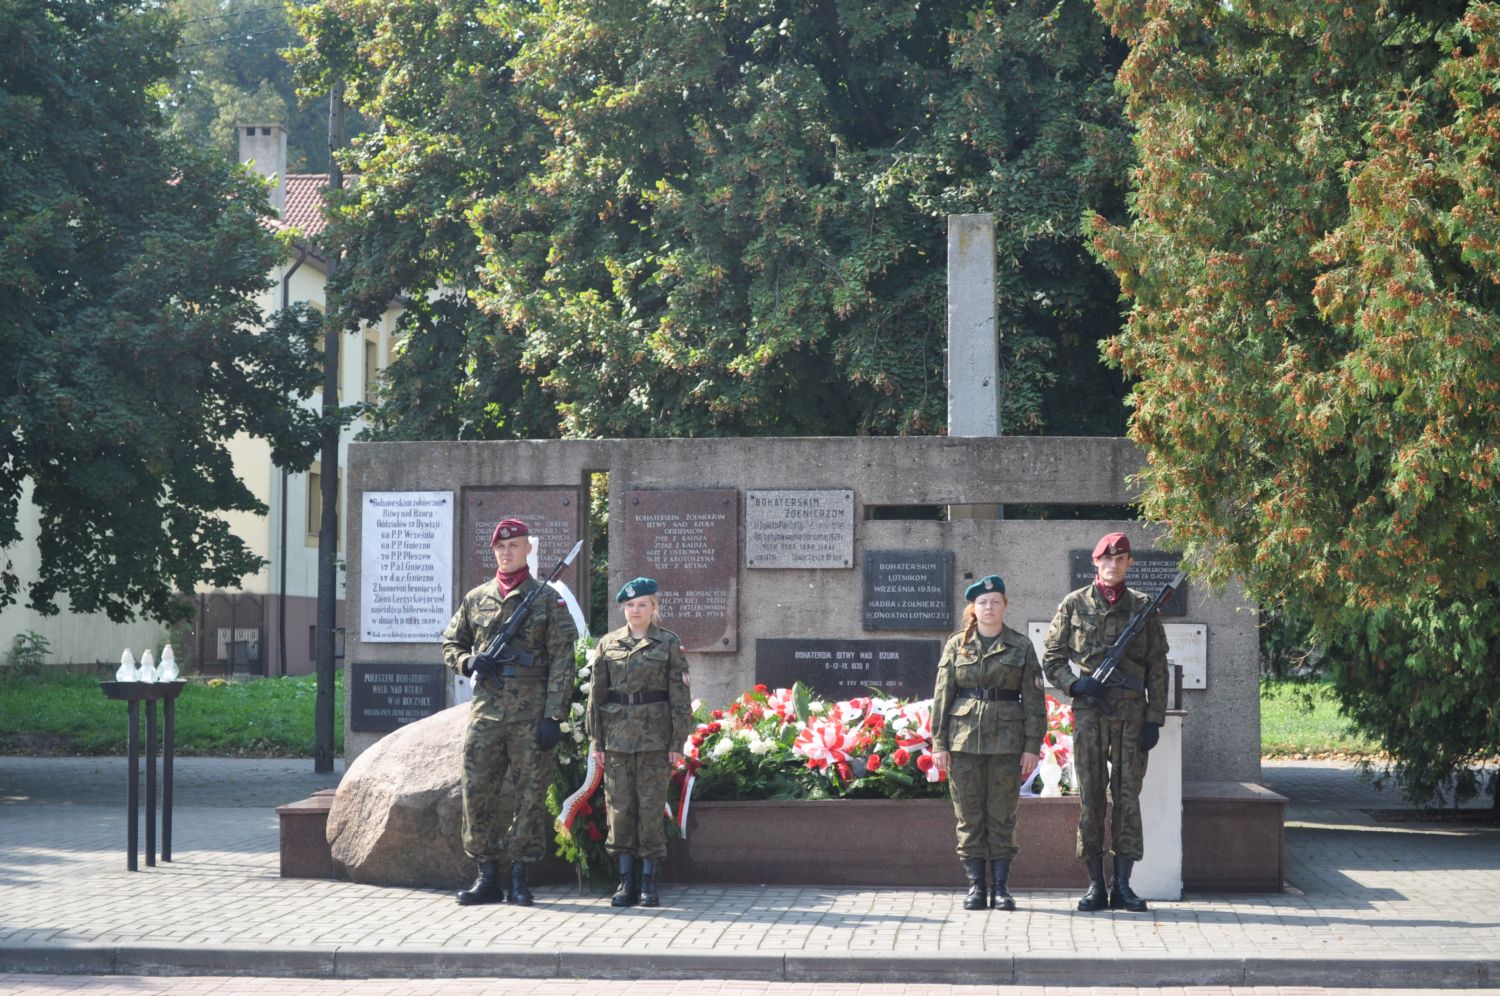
460, 709, 557, 863
1072, 703, 1149, 861
602, 749, 672, 859
947, 751, 1024, 860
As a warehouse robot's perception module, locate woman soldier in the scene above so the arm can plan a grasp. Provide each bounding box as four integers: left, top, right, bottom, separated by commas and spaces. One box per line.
931, 574, 1047, 911
587, 577, 693, 908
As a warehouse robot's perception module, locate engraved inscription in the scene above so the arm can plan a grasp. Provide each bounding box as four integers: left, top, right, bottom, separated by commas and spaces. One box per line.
361, 491, 454, 643
745, 489, 854, 569
623, 489, 738, 652
863, 550, 954, 631
462, 487, 582, 596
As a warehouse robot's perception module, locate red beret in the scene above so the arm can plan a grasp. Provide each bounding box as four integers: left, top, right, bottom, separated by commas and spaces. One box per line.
491, 518, 530, 544
1092, 532, 1131, 558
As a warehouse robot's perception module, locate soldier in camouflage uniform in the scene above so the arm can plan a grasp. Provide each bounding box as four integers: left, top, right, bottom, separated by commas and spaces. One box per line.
931, 574, 1046, 912
442, 518, 579, 907
587, 577, 693, 908
1042, 532, 1168, 913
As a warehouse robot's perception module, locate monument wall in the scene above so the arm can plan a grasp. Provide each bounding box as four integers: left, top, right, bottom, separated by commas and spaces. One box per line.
345, 436, 1260, 784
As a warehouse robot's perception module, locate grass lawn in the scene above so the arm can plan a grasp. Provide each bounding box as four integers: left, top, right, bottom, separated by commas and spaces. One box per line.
1, 670, 1372, 760
0, 670, 343, 756
1259, 679, 1381, 759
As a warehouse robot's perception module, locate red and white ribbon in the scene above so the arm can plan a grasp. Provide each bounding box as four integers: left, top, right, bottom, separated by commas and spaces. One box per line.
675, 771, 696, 839
556, 751, 603, 833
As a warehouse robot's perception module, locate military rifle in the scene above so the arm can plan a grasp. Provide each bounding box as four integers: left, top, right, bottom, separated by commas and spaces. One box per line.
471, 539, 584, 686
1077, 570, 1185, 714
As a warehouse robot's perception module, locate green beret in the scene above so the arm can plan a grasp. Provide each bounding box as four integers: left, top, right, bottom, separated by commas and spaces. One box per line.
616, 577, 659, 603
964, 574, 1006, 601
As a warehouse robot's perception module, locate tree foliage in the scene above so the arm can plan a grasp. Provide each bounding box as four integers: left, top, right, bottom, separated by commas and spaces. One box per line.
289, 0, 556, 441
1, 0, 324, 623
293, 0, 1133, 439
1093, 0, 1500, 800
159, 0, 332, 172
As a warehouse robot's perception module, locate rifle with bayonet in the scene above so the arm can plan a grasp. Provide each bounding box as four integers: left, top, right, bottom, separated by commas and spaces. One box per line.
469, 539, 584, 689
1074, 570, 1185, 715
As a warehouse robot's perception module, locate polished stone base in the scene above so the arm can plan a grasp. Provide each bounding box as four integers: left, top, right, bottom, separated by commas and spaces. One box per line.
279, 785, 1284, 892
276, 789, 336, 879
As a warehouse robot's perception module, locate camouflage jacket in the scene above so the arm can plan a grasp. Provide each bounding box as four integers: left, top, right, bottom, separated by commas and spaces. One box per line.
441, 576, 579, 721
931, 625, 1047, 754
1042, 583, 1169, 725
586, 623, 693, 754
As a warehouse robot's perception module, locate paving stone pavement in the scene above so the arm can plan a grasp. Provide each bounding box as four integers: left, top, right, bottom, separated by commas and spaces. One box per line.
1, 757, 1497, 988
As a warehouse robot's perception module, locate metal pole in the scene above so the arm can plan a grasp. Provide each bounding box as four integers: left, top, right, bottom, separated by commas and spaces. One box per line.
163, 695, 175, 861
315, 83, 346, 774
126, 700, 139, 871
145, 700, 157, 866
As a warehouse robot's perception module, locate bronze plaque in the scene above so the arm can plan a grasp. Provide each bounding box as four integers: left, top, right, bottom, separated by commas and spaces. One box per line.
622, 489, 738, 652
462, 487, 584, 598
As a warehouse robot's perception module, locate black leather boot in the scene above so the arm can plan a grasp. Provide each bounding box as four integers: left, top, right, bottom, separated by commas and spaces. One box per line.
639, 857, 659, 908
455, 859, 504, 906
1110, 855, 1148, 912
611, 853, 639, 908
507, 861, 534, 906
1076, 855, 1109, 912
989, 859, 1015, 911
962, 858, 987, 911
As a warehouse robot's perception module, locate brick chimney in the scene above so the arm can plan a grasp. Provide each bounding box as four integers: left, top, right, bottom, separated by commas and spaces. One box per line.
237, 123, 288, 215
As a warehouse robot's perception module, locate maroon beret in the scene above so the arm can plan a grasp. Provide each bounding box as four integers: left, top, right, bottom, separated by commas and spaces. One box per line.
1092, 532, 1131, 558
491, 518, 530, 544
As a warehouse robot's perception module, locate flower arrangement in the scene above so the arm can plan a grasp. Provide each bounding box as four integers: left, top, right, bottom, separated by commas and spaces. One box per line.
546, 639, 615, 886
547, 655, 1079, 887
678, 683, 949, 802
1024, 695, 1076, 796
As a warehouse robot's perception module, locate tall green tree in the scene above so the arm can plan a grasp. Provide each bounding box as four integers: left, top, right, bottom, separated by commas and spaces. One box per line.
289, 0, 556, 442
1, 0, 324, 623
1093, 0, 1500, 800
160, 0, 329, 172
293, 0, 1133, 439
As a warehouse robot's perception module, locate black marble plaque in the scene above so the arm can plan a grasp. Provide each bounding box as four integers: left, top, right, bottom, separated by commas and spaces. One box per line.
350, 663, 447, 733
1068, 548, 1188, 616
623, 489, 738, 653
862, 550, 954, 631
462, 487, 583, 598
755, 638, 942, 699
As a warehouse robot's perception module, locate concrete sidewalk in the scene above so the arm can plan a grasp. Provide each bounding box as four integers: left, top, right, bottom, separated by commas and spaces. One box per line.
1, 757, 1497, 987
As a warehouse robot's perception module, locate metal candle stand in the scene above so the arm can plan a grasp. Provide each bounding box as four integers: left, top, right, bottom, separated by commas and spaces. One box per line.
98, 680, 187, 871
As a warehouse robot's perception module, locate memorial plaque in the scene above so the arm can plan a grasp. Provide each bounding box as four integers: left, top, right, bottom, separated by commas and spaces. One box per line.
350, 663, 447, 732
745, 489, 854, 569
1164, 623, 1208, 689
623, 489, 738, 652
862, 550, 954, 631
361, 491, 454, 643
1028, 620, 1205, 689
462, 487, 583, 597
756, 638, 942, 700
1068, 548, 1188, 616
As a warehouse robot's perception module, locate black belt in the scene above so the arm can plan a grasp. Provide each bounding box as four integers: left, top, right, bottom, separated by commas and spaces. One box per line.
607, 690, 669, 705
960, 687, 1020, 702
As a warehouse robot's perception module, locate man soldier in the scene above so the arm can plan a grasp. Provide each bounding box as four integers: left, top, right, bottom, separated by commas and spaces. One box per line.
443, 518, 579, 906
1042, 532, 1169, 913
